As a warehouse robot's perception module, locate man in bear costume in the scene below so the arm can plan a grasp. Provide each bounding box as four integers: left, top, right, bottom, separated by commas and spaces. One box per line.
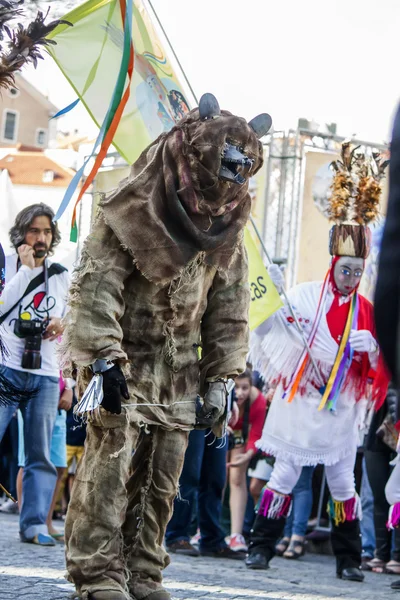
61, 94, 271, 600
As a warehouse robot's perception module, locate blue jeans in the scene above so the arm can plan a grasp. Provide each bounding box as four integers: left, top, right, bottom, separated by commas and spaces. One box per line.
284, 466, 314, 538
0, 366, 59, 539
360, 457, 376, 558
166, 429, 227, 551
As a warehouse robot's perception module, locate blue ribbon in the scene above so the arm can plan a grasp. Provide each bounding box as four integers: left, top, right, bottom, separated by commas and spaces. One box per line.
50, 98, 80, 120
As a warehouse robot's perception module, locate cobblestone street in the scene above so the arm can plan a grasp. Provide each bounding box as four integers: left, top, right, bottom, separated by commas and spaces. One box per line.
0, 514, 397, 600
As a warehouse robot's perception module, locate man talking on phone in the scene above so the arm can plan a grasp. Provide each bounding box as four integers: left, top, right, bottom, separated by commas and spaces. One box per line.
0, 203, 69, 546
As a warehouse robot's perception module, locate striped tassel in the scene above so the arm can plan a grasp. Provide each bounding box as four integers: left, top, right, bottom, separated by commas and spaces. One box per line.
327, 495, 361, 526
257, 486, 292, 519
387, 503, 400, 530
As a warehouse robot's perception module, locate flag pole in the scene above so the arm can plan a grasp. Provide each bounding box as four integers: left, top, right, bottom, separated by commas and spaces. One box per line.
249, 215, 325, 388
146, 0, 199, 104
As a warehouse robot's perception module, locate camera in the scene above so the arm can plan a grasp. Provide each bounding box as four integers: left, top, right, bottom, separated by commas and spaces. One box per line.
228, 430, 245, 451
14, 318, 48, 370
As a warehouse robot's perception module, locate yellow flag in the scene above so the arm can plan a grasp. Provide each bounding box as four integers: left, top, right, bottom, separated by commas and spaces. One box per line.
244, 227, 283, 331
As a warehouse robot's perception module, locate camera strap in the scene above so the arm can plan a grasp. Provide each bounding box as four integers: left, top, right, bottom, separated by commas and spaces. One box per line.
0, 262, 63, 326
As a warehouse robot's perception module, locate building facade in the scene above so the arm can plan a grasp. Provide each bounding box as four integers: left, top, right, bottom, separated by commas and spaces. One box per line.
0, 74, 58, 149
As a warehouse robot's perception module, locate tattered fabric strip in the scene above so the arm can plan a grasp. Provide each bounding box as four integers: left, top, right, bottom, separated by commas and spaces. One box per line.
257, 486, 292, 519
387, 502, 400, 530
327, 494, 361, 526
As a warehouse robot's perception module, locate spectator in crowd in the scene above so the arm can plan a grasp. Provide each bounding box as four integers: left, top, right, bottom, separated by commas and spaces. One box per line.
62, 377, 86, 502
166, 391, 242, 560
375, 103, 400, 590
227, 370, 266, 552
0, 204, 69, 546
364, 386, 400, 573
16, 376, 73, 542
359, 457, 376, 566
0, 412, 19, 513
247, 386, 274, 505
375, 104, 400, 386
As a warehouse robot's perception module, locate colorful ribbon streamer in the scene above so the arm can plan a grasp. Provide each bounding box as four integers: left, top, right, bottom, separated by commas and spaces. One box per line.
53, 0, 134, 242
50, 98, 80, 120
283, 270, 330, 403
318, 294, 359, 412
283, 269, 360, 411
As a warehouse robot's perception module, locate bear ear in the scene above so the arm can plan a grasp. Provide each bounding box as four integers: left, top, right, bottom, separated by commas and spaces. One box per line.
248, 113, 273, 138
199, 93, 221, 121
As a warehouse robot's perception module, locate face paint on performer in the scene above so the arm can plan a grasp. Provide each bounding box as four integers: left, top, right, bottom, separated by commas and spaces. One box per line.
333, 256, 364, 295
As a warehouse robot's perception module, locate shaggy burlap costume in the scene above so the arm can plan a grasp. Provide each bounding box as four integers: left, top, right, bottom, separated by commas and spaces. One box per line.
62, 104, 265, 600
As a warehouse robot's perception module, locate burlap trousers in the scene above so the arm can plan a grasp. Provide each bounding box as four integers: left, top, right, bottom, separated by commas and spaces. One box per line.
65, 410, 189, 600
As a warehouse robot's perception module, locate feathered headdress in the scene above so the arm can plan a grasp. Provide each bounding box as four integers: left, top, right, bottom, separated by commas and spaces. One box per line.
328, 141, 389, 258
0, 0, 72, 91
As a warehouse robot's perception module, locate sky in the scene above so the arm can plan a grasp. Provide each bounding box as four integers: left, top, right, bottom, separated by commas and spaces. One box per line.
22, 0, 400, 145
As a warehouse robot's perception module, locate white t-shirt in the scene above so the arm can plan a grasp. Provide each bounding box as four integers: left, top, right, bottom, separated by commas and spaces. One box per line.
0, 254, 70, 377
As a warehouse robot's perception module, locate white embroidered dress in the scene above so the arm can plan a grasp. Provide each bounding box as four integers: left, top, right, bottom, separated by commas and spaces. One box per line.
251, 281, 367, 466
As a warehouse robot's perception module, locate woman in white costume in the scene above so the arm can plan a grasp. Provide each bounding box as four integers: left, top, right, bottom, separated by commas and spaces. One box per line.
246, 144, 389, 582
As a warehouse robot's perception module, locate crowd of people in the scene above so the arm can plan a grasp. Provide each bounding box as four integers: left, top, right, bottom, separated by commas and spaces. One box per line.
1, 312, 399, 589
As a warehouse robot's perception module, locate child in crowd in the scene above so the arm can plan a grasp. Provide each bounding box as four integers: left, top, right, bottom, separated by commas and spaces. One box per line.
62, 382, 87, 501
227, 370, 267, 552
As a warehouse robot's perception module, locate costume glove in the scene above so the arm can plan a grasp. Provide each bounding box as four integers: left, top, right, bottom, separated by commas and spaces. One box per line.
268, 264, 285, 293
196, 381, 227, 427
101, 365, 130, 415
349, 330, 378, 354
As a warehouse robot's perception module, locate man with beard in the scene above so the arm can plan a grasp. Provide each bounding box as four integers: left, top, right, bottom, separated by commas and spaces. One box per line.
61, 94, 271, 600
0, 203, 69, 546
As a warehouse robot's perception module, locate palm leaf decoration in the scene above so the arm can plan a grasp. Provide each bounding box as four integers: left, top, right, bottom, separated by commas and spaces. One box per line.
0, 0, 72, 91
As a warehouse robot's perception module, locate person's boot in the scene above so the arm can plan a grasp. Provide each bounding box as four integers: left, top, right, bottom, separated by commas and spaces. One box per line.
245, 514, 286, 570
331, 518, 364, 582
246, 486, 291, 570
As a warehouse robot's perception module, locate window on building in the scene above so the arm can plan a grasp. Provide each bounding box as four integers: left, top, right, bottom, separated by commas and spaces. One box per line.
36, 129, 47, 147
43, 170, 54, 183
2, 110, 18, 142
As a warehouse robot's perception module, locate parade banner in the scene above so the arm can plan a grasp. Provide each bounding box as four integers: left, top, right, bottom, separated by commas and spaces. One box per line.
47, 0, 192, 166
244, 227, 283, 331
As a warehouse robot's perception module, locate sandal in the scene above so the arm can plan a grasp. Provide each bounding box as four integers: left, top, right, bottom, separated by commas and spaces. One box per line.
386, 561, 400, 575
365, 558, 387, 573
50, 532, 65, 544
283, 538, 306, 559
275, 537, 290, 556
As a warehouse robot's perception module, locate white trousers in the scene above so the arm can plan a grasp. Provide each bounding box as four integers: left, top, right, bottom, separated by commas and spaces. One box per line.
386, 461, 400, 506
268, 447, 357, 501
